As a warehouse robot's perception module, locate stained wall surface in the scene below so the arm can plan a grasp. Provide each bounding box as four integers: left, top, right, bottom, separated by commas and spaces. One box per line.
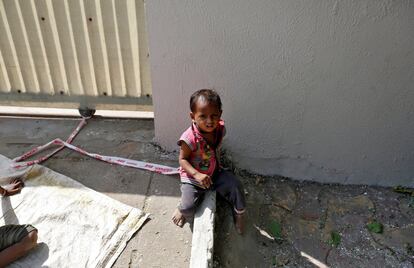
146, 0, 414, 186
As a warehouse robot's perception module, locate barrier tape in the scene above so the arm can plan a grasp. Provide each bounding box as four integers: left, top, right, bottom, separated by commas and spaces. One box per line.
12, 119, 180, 175
12, 119, 87, 164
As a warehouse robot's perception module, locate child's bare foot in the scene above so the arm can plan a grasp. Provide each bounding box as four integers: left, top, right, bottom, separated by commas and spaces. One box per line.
172, 208, 186, 227
235, 213, 244, 235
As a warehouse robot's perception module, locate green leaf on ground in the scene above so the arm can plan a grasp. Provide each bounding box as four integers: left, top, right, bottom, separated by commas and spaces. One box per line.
367, 220, 383, 233
393, 186, 414, 196
269, 220, 282, 240
409, 197, 414, 208
405, 243, 414, 255
271, 256, 277, 266
368, 207, 376, 213
329, 231, 341, 247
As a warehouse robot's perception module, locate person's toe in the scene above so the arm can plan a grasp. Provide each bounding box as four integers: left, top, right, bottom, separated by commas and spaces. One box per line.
172, 210, 178, 223
172, 208, 186, 227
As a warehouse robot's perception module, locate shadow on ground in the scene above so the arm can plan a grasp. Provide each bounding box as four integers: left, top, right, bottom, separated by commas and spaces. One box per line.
214, 170, 414, 267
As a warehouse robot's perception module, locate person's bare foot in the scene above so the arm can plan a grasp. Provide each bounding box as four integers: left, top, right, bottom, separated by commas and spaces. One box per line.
234, 213, 244, 235
172, 208, 186, 227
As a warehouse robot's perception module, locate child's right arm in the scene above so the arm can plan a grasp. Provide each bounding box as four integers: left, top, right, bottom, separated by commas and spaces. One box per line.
179, 143, 212, 188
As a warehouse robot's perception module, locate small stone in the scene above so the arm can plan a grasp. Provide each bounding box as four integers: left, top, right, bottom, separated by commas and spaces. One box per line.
255, 176, 264, 185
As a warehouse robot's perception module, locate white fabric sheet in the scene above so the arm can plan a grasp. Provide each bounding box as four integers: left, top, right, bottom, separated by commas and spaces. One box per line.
0, 154, 148, 268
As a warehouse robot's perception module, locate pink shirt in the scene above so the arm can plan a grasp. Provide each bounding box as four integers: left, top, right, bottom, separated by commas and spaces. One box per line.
177, 120, 226, 187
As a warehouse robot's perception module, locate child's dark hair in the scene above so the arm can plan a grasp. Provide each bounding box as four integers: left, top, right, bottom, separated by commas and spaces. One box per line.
190, 89, 222, 112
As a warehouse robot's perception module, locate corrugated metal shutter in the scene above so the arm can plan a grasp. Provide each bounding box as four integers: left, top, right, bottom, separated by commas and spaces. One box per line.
0, 0, 152, 111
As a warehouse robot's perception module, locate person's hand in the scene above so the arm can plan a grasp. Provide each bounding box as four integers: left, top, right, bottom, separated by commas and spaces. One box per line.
2, 179, 24, 196
194, 172, 212, 189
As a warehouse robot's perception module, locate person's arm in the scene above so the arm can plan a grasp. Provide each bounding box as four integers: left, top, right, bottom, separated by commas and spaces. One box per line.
0, 228, 37, 267
179, 143, 212, 188
1, 179, 24, 197
0, 186, 6, 196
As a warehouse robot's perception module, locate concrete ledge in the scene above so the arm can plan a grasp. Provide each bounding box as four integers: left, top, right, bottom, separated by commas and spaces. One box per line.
190, 191, 216, 268
0, 106, 154, 118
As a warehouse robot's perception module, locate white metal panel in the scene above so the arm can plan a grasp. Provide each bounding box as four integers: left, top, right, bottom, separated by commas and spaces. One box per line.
101, 0, 126, 97
0, 46, 11, 90
0, 0, 26, 92
85, 0, 111, 97
0, 0, 151, 110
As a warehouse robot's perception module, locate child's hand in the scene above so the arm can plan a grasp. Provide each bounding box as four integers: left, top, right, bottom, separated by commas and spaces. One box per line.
2, 179, 24, 196
194, 172, 212, 189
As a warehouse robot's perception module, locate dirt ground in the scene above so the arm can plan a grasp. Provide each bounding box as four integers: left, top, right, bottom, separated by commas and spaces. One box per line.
2, 115, 413, 267
214, 169, 414, 268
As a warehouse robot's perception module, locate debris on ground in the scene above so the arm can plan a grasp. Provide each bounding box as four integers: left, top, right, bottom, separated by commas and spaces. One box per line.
393, 186, 414, 196
254, 224, 275, 241
269, 220, 282, 241
328, 231, 341, 247
366, 220, 384, 234
214, 171, 414, 267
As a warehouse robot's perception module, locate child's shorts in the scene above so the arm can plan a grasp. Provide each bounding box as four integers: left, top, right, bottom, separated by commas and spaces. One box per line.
0, 224, 37, 251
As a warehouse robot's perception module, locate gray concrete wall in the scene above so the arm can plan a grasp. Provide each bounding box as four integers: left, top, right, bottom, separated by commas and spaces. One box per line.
146, 0, 414, 187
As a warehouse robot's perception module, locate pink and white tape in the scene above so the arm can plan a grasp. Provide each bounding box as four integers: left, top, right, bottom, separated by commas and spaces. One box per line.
12, 119, 87, 165
12, 119, 179, 175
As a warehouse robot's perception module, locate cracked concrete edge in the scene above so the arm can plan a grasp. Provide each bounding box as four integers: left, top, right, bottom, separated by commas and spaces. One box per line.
190, 191, 216, 268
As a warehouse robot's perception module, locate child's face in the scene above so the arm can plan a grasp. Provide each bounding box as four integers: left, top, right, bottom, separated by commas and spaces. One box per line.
191, 100, 222, 133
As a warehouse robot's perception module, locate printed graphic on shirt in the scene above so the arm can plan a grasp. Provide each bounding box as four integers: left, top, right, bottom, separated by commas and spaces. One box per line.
197, 143, 212, 171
